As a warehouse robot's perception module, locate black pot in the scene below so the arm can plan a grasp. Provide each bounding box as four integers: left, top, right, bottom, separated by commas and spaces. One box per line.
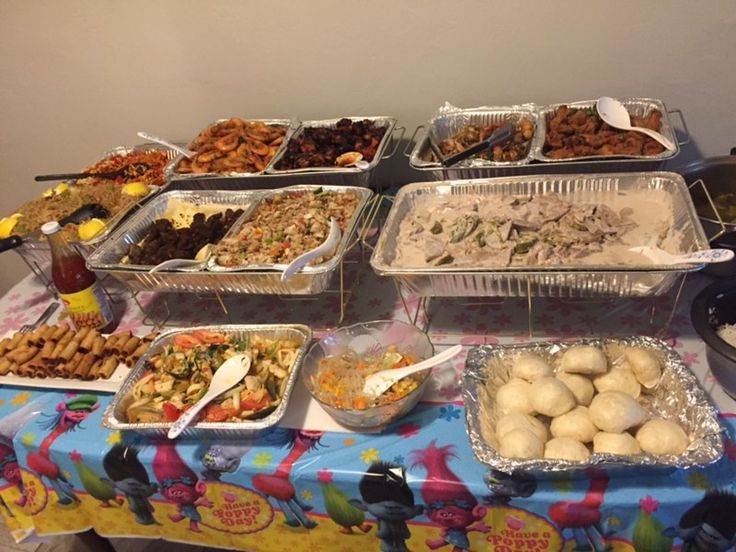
678, 148, 736, 277
691, 280, 736, 399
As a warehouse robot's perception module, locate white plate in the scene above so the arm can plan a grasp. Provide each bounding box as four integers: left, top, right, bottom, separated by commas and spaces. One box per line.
0, 330, 131, 393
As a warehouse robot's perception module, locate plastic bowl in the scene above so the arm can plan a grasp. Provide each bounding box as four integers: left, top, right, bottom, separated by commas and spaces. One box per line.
301, 320, 434, 429
691, 280, 736, 399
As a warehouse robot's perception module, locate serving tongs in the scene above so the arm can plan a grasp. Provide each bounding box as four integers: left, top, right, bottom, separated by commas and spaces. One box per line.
431, 123, 515, 167
35, 163, 150, 182
0, 203, 110, 253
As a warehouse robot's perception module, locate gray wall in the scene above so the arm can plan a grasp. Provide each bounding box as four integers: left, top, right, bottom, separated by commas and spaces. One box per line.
1, 0, 734, 294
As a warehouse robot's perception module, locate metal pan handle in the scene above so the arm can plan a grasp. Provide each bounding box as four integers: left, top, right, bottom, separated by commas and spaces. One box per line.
667, 109, 690, 146
403, 125, 425, 157
382, 125, 406, 160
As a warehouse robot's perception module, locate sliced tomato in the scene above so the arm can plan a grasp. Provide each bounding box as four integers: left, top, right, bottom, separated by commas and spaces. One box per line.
192, 330, 227, 345
173, 333, 202, 350
201, 403, 239, 422
162, 402, 181, 422
241, 396, 271, 412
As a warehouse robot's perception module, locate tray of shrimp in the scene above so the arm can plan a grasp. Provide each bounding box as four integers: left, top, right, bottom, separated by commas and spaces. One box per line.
165, 118, 297, 180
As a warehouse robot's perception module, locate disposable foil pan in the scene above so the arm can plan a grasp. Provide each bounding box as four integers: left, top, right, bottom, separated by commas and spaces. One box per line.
102, 324, 312, 438
90, 186, 374, 295
267, 116, 397, 174
164, 118, 296, 180
461, 336, 724, 472
86, 189, 261, 273
370, 172, 708, 298
410, 105, 537, 169
208, 185, 373, 273
534, 97, 679, 163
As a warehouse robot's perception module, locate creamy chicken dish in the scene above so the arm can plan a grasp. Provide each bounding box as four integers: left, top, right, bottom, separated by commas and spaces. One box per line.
391, 190, 677, 268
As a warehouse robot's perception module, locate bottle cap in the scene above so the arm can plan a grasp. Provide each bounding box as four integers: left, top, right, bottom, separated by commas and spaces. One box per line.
41, 221, 61, 235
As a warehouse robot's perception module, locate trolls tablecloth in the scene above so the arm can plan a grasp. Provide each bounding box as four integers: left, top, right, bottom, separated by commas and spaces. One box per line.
0, 268, 734, 552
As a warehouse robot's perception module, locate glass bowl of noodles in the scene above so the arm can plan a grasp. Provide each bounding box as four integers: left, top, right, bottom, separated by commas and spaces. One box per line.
302, 320, 435, 429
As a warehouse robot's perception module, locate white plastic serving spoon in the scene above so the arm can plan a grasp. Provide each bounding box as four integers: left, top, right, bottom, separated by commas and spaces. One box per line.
167, 354, 251, 439
148, 245, 212, 273
137, 131, 197, 159
628, 246, 735, 265
280, 218, 341, 283
596, 97, 675, 151
362, 344, 463, 398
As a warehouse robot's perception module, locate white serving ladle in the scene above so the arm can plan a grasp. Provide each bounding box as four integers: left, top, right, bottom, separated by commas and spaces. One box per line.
362, 344, 463, 398
280, 218, 341, 283
148, 245, 212, 273
167, 354, 251, 439
628, 246, 735, 265
137, 131, 197, 159
596, 97, 675, 151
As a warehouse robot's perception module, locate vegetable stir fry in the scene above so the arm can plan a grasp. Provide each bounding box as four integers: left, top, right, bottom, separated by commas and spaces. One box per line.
311, 346, 421, 410
125, 330, 299, 423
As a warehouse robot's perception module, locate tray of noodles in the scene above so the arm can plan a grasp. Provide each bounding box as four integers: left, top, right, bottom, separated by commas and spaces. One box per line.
102, 324, 312, 438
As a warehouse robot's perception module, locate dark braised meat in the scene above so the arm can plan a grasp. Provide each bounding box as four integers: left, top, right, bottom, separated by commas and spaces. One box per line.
543, 105, 665, 159
275, 118, 388, 170
126, 208, 244, 265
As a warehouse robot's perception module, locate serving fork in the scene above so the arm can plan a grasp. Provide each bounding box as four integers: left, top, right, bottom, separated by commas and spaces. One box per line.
19, 302, 59, 333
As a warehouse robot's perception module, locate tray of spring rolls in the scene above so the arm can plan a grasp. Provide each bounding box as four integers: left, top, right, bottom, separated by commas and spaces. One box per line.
87, 185, 374, 294
369, 172, 708, 298
408, 99, 685, 179
102, 324, 311, 438
0, 323, 158, 392
461, 336, 724, 472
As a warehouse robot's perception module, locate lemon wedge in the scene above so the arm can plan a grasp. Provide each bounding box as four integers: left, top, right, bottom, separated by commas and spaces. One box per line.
78, 218, 106, 242
121, 182, 150, 197
54, 183, 70, 195
0, 215, 20, 238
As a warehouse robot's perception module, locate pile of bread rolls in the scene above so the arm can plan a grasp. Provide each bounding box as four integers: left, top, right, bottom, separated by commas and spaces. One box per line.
493, 344, 690, 462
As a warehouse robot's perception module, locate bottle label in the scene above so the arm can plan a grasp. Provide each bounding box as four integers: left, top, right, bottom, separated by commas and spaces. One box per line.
58, 283, 114, 330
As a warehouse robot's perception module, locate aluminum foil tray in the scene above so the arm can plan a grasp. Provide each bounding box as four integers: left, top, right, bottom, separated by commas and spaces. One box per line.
461, 336, 724, 472
90, 185, 374, 295
102, 324, 312, 438
534, 98, 679, 163
86, 189, 260, 273
267, 116, 397, 175
164, 118, 296, 180
370, 172, 708, 298
411, 105, 538, 169
408, 98, 680, 179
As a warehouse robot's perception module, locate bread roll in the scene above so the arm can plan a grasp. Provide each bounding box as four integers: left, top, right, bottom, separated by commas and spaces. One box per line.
560, 346, 608, 375
544, 437, 591, 461
556, 372, 595, 406
511, 353, 552, 382
589, 391, 645, 433
496, 412, 548, 444
529, 377, 576, 417
498, 428, 544, 459
550, 406, 598, 443
636, 419, 689, 455
496, 378, 535, 415
593, 367, 641, 398
593, 432, 642, 455
625, 348, 662, 389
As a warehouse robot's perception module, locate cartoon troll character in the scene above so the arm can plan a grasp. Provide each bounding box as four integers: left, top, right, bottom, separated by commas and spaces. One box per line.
0, 442, 26, 507
152, 441, 212, 532
27, 394, 99, 505
410, 440, 489, 551
103, 444, 159, 526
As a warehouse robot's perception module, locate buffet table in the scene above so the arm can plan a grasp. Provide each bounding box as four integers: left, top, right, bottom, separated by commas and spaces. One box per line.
0, 267, 734, 552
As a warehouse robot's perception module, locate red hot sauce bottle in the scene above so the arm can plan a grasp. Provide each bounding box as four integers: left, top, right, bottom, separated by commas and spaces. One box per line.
41, 221, 115, 333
